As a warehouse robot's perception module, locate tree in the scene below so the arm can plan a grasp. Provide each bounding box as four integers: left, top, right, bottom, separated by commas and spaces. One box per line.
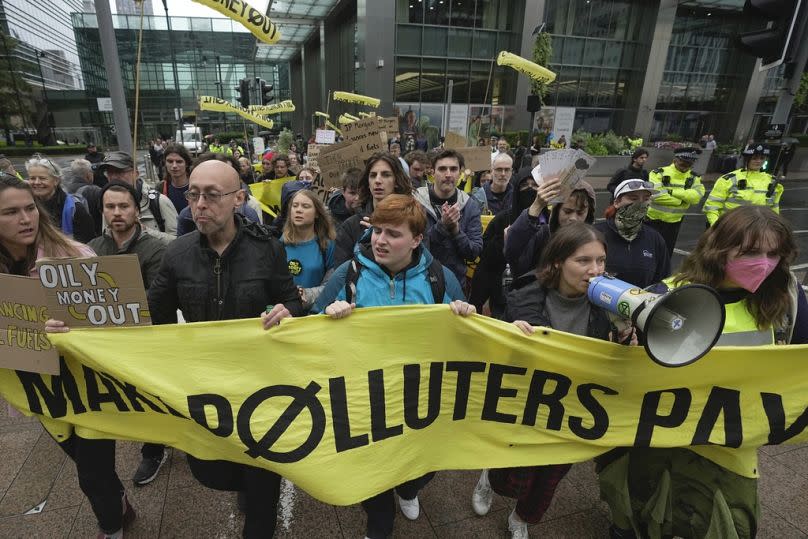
531, 31, 553, 107
794, 72, 808, 112
0, 32, 32, 144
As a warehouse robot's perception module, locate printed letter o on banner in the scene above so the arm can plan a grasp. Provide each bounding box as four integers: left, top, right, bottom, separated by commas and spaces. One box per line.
191, 0, 280, 44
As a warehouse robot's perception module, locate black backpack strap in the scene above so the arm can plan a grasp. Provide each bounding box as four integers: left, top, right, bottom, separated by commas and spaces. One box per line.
427, 258, 446, 303
344, 259, 361, 304
147, 190, 166, 232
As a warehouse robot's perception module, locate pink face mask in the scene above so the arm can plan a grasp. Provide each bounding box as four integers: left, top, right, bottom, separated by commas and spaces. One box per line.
725, 255, 780, 293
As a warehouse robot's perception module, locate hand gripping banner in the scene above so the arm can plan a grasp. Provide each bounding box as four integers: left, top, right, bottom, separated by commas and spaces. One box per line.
2, 306, 807, 506
198, 96, 274, 129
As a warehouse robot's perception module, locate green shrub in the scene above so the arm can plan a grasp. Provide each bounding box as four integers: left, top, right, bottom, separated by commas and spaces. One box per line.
599, 131, 628, 155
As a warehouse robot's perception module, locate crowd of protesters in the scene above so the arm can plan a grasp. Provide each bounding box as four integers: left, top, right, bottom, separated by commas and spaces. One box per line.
0, 130, 806, 539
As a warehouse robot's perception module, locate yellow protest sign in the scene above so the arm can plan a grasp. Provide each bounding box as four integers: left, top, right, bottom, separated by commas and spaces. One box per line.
198, 96, 274, 129
332, 91, 380, 108
0, 274, 58, 374
249, 100, 296, 115
248, 176, 295, 216
2, 307, 807, 507
191, 0, 280, 44
36, 255, 150, 328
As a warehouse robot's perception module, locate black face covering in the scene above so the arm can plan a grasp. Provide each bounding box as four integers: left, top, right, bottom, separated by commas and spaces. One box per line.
516, 189, 536, 212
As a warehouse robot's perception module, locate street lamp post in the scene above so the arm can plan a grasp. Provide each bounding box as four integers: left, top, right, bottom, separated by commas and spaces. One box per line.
160, 0, 184, 143
34, 50, 56, 145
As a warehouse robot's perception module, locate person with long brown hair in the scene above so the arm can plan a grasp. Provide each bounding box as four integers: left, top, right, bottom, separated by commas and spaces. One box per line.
0, 174, 136, 539
280, 189, 336, 309
333, 152, 412, 267
472, 223, 635, 538
602, 205, 807, 539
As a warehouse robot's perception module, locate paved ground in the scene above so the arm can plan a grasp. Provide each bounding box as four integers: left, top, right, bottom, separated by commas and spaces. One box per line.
3, 401, 808, 538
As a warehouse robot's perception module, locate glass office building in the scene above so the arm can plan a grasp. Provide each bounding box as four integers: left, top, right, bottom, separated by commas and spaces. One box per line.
69, 13, 286, 142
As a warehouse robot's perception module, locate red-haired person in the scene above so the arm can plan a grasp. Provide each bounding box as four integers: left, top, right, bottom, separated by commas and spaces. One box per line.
315, 194, 475, 538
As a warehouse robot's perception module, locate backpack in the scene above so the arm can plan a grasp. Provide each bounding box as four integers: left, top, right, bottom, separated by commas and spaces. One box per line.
137, 179, 166, 232
344, 256, 446, 304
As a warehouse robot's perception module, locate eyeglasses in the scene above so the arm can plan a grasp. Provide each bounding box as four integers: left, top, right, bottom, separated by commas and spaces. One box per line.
622, 180, 654, 191
184, 189, 240, 203
493, 167, 511, 175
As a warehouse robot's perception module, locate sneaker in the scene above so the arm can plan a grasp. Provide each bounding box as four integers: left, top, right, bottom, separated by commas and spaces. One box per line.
471, 469, 493, 516
132, 451, 167, 486
397, 495, 420, 520
508, 509, 529, 539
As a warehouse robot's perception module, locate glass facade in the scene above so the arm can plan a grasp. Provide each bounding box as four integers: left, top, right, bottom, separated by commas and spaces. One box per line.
71, 13, 286, 141
543, 0, 655, 134
0, 0, 84, 90
651, 2, 756, 140
394, 0, 523, 105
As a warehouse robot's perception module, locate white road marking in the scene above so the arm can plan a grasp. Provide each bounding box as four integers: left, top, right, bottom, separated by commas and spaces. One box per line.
279, 479, 296, 530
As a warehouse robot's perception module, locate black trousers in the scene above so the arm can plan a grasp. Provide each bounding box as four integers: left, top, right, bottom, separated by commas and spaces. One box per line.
59, 435, 125, 534
644, 218, 682, 258
187, 455, 281, 539
361, 472, 435, 539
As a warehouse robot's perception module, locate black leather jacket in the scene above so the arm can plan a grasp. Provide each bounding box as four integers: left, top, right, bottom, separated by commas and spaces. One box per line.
148, 214, 303, 323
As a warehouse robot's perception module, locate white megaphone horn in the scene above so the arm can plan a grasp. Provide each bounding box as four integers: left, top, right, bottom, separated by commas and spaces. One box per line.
588, 275, 725, 367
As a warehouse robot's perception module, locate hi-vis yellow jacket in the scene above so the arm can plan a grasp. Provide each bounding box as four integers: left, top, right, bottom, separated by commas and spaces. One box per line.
703, 168, 783, 226
647, 164, 705, 223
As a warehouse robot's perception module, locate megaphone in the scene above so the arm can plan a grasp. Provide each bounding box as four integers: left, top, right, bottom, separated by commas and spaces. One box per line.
588, 275, 725, 367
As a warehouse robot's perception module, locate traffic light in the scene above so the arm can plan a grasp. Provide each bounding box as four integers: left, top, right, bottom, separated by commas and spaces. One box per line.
736, 0, 804, 70
236, 78, 250, 108
259, 79, 274, 105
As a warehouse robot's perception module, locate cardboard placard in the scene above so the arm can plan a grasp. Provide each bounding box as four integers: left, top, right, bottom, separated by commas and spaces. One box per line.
443, 132, 468, 149
315, 129, 336, 144
340, 116, 384, 140
36, 255, 150, 328
456, 146, 493, 172
317, 133, 386, 190
0, 274, 59, 374
306, 144, 322, 168
319, 139, 353, 157
379, 117, 399, 135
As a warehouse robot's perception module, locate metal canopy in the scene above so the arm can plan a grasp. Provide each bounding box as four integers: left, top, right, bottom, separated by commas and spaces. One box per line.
255, 0, 341, 62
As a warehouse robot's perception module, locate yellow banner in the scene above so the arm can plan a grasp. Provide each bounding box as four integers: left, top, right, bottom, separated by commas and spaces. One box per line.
2, 307, 807, 506
198, 96, 274, 129
249, 100, 296, 116
248, 176, 295, 216
332, 91, 380, 108
191, 0, 280, 44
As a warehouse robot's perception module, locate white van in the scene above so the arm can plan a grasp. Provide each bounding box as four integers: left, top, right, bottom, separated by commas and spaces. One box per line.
176, 125, 203, 156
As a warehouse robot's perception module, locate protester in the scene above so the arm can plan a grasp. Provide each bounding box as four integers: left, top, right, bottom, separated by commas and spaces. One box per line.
281, 190, 336, 309
84, 143, 107, 188
315, 194, 474, 539
265, 155, 290, 180
87, 181, 169, 487
64, 158, 104, 237
327, 167, 362, 226
504, 178, 596, 281
238, 156, 256, 184
99, 151, 178, 243
0, 175, 133, 539
25, 154, 95, 243
287, 151, 302, 175
389, 141, 410, 175
258, 154, 274, 180
413, 149, 483, 287
473, 223, 635, 539
602, 206, 807, 539
175, 153, 262, 235
333, 152, 413, 267
155, 144, 193, 213
703, 143, 783, 226
606, 148, 649, 203
483, 153, 514, 214
468, 168, 539, 317
646, 147, 705, 256
147, 158, 304, 539
594, 179, 669, 288
405, 150, 429, 189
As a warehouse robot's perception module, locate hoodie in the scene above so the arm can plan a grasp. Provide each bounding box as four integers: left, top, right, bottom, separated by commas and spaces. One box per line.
313, 231, 464, 312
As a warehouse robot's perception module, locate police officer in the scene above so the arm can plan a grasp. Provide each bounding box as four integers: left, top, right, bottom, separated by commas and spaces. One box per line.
703, 143, 783, 227
646, 147, 705, 255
